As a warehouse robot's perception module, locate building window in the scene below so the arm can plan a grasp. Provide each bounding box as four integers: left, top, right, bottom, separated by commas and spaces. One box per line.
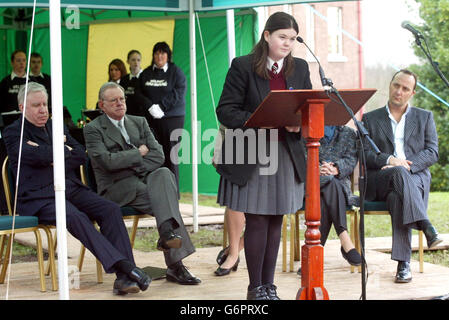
305, 5, 316, 62
327, 6, 347, 62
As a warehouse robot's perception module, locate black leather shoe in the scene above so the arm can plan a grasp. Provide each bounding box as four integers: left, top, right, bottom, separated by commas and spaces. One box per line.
214, 257, 239, 276
216, 246, 229, 265
128, 267, 152, 291
423, 225, 443, 249
167, 265, 201, 285
263, 284, 280, 300
395, 261, 412, 283
157, 231, 182, 252
247, 286, 269, 300
113, 278, 140, 295
341, 247, 362, 266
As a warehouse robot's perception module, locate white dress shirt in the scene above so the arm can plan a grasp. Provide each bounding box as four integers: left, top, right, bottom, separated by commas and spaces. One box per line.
129, 69, 143, 80
107, 115, 131, 145
152, 63, 168, 72
267, 57, 284, 74
386, 104, 411, 162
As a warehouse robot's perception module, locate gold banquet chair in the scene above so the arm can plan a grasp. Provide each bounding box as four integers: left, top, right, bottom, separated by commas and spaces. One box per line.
1, 157, 54, 292
78, 157, 153, 277
356, 201, 424, 273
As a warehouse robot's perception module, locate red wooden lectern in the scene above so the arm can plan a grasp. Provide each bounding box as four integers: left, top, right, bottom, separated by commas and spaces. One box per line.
245, 89, 376, 300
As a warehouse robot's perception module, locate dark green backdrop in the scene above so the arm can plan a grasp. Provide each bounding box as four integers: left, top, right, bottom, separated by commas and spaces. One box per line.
0, 9, 256, 194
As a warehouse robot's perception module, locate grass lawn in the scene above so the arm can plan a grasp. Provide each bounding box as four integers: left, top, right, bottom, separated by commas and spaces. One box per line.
136, 192, 449, 268
8, 193, 449, 267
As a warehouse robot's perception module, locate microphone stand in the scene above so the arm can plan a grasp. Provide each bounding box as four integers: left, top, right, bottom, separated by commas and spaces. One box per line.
298, 35, 380, 300
322, 80, 380, 301
413, 33, 449, 89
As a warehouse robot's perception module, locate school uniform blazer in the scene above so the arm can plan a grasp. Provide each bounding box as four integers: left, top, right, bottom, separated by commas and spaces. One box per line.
215, 54, 312, 186
362, 106, 439, 205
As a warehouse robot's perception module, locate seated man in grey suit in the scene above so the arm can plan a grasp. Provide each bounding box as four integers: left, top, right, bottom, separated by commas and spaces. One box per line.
362, 69, 442, 283
83, 82, 200, 285
3, 82, 150, 295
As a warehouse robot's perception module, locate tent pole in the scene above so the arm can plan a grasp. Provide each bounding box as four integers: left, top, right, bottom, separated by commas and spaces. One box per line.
189, 0, 199, 233
226, 9, 235, 66
49, 0, 70, 300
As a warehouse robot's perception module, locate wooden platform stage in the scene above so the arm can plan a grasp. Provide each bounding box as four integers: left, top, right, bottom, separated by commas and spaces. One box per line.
2, 231, 448, 300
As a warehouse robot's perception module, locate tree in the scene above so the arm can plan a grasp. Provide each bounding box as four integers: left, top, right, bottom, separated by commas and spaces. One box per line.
410, 0, 449, 191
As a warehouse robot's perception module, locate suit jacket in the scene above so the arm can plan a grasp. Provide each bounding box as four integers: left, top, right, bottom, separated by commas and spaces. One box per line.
362, 106, 439, 203
83, 114, 164, 206
215, 54, 312, 186
3, 118, 88, 216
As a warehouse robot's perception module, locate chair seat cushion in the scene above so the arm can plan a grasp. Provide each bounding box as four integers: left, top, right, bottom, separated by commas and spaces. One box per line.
297, 204, 354, 212
363, 201, 388, 212
0, 216, 39, 231
120, 206, 147, 217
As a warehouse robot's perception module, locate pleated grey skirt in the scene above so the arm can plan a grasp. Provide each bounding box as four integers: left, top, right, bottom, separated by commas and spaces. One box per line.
217, 140, 304, 215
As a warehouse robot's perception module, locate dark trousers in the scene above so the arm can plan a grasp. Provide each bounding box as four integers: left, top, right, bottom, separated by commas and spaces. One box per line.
38, 183, 135, 273
319, 178, 348, 246
372, 166, 428, 262
147, 115, 185, 195
244, 213, 283, 290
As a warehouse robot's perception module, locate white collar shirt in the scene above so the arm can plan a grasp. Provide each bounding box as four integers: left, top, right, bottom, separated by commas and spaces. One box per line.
266, 57, 284, 74
11, 71, 26, 80
129, 69, 143, 80
386, 104, 411, 160
152, 63, 168, 72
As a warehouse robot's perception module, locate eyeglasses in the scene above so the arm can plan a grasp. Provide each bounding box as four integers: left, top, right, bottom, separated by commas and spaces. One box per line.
102, 97, 126, 104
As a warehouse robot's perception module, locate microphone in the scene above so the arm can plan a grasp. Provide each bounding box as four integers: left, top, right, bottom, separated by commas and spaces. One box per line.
401, 21, 423, 38
296, 36, 332, 89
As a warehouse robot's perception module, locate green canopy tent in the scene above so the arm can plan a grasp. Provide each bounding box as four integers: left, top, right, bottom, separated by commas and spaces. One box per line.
0, 0, 349, 299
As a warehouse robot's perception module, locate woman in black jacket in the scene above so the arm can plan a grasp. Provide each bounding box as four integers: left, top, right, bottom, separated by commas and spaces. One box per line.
137, 42, 186, 194
216, 12, 311, 300
317, 126, 362, 266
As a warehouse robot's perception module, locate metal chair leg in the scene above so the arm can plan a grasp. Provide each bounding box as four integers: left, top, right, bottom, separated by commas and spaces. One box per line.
419, 231, 424, 273
0, 235, 13, 284
282, 215, 287, 272
33, 230, 46, 292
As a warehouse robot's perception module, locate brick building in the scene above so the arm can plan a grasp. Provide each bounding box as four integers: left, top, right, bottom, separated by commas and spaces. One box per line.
259, 1, 364, 92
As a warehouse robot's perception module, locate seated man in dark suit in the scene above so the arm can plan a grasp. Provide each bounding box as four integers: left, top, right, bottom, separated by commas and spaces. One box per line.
3, 82, 150, 295
362, 69, 442, 283
83, 82, 201, 285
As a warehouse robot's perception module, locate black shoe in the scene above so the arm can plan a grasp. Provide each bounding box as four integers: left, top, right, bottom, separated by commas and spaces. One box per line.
341, 247, 362, 266
216, 246, 229, 265
263, 284, 280, 300
297, 267, 301, 276
214, 257, 239, 276
423, 225, 443, 249
395, 261, 412, 283
247, 286, 269, 300
157, 231, 182, 252
113, 277, 140, 295
128, 267, 152, 291
166, 264, 201, 285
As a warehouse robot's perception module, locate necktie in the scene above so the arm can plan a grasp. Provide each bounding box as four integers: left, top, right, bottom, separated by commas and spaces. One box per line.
272, 62, 279, 74
117, 121, 131, 145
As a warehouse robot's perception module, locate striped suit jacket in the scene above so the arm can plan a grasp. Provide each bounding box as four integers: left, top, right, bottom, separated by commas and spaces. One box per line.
362, 105, 439, 205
